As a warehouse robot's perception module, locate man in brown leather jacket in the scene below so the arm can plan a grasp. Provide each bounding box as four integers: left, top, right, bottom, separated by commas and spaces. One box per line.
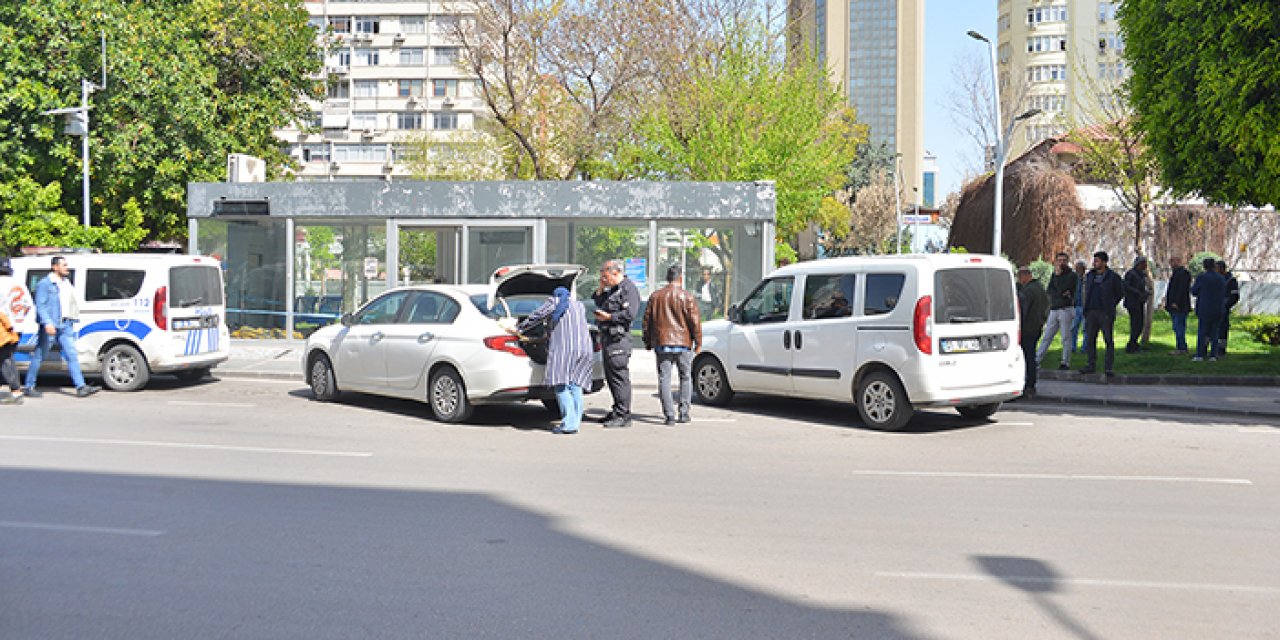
643, 265, 702, 425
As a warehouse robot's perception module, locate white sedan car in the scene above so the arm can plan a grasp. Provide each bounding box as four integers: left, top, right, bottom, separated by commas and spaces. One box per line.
302, 265, 604, 422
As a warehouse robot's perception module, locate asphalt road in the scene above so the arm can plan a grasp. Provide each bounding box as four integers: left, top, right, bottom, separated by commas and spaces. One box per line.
2, 375, 1278, 639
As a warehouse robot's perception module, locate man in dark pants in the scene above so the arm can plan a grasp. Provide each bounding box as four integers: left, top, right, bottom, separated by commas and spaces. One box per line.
1192, 258, 1227, 362
592, 260, 641, 428
1123, 256, 1150, 353
1162, 255, 1192, 355
1217, 261, 1240, 355
1080, 251, 1125, 377
1016, 266, 1050, 399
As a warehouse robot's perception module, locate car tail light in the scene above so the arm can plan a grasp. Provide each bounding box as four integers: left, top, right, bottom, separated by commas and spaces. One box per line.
154, 286, 168, 331
483, 335, 527, 357
913, 295, 932, 354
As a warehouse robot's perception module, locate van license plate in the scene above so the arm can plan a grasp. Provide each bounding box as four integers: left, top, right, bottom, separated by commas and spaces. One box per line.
941, 338, 981, 354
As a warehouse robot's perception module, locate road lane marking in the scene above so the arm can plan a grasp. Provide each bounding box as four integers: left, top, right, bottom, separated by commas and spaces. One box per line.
0, 435, 372, 458
995, 422, 1036, 426
849, 470, 1251, 485
874, 571, 1280, 595
1238, 427, 1280, 434
166, 401, 258, 408
0, 520, 165, 537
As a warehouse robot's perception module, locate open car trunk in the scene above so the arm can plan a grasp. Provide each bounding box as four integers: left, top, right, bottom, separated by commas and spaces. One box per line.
489, 264, 597, 364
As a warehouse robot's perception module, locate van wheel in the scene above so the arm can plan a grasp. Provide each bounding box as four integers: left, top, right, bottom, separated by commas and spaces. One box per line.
957, 403, 1001, 420
429, 367, 473, 423
309, 354, 339, 401
693, 356, 734, 406
102, 344, 150, 392
856, 370, 912, 431
174, 368, 211, 384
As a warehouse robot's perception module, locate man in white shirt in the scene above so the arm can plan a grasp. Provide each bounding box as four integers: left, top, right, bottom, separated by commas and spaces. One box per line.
23, 256, 100, 398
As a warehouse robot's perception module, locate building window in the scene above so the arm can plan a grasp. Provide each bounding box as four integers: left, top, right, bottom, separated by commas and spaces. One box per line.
998, 13, 1010, 33
332, 144, 389, 163
1098, 61, 1129, 81
1099, 32, 1125, 53
432, 79, 459, 97
352, 80, 378, 98
329, 17, 351, 34
396, 112, 423, 130
434, 15, 460, 30
354, 16, 381, 34
300, 144, 331, 163
1027, 36, 1067, 53
398, 79, 424, 97
400, 16, 426, 34
1099, 2, 1118, 22
1026, 64, 1067, 83
399, 48, 425, 66
1027, 4, 1068, 25
326, 81, 350, 100
432, 111, 459, 130
1030, 94, 1066, 113
433, 46, 461, 66
351, 112, 378, 130
354, 48, 379, 66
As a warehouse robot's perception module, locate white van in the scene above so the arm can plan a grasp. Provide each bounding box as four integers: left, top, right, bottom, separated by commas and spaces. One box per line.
692, 254, 1024, 430
11, 254, 230, 391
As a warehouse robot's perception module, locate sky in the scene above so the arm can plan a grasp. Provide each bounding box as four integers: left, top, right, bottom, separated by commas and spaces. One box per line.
923, 0, 998, 200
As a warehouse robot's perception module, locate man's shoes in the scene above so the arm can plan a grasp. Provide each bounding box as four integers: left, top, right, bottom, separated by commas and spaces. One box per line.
1078, 368, 1095, 375
75, 385, 101, 398
1208, 356, 1218, 362
603, 416, 632, 428
551, 427, 578, 435
1191, 356, 1203, 362
595, 411, 617, 424
1104, 370, 1115, 378
677, 414, 691, 424
1057, 364, 1069, 371
663, 416, 675, 426
22, 387, 42, 398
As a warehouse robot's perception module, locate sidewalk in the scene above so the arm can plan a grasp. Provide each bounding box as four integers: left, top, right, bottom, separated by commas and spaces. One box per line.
218, 340, 1280, 420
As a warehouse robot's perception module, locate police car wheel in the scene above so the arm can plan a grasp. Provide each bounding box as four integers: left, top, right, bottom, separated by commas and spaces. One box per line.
102, 344, 150, 392
309, 354, 338, 401
429, 366, 473, 423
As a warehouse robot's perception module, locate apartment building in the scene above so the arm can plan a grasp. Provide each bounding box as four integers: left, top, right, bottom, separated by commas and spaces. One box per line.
275, 0, 484, 181
790, 0, 925, 195
997, 0, 1129, 157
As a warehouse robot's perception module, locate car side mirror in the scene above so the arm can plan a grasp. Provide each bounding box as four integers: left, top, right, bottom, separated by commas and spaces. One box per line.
340, 313, 354, 327
727, 303, 741, 324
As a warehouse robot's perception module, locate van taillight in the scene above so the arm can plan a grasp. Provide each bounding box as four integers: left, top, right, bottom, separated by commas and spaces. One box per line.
483, 335, 527, 357
913, 295, 932, 354
154, 286, 168, 331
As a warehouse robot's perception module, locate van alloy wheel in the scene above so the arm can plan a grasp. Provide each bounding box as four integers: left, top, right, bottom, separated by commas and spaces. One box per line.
102, 344, 150, 392
855, 370, 912, 431
693, 356, 734, 406
862, 380, 895, 423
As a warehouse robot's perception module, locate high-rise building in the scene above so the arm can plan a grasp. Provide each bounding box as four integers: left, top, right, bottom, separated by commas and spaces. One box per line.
275, 1, 484, 181
997, 0, 1128, 158
790, 0, 925, 195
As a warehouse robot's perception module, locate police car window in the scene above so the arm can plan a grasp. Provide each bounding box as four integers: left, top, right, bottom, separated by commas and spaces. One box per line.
741, 277, 794, 324
356, 292, 408, 325
26, 269, 73, 292
863, 273, 906, 316
803, 274, 855, 320
86, 269, 146, 302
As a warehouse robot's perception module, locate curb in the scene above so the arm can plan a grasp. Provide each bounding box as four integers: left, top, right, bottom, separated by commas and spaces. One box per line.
215, 370, 304, 382
1038, 370, 1280, 387
1028, 393, 1280, 420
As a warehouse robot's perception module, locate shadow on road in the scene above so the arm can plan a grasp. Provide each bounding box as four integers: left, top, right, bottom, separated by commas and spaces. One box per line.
973, 555, 1103, 640
284, 387, 584, 432
705, 393, 1006, 435
1009, 401, 1278, 427
1, 467, 929, 639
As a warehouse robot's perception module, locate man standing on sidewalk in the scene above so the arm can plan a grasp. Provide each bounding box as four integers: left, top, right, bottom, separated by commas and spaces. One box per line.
1068, 259, 1087, 356
592, 260, 641, 428
1123, 256, 1150, 353
1217, 261, 1240, 355
24, 256, 100, 398
1191, 257, 1226, 362
643, 265, 702, 425
1080, 251, 1125, 377
1017, 266, 1049, 398
1036, 252, 1078, 370
1163, 255, 1192, 355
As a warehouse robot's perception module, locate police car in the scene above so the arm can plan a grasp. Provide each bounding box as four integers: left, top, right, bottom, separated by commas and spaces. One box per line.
8, 254, 231, 391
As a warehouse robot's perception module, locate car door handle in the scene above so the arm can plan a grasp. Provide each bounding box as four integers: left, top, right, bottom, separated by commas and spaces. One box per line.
794, 331, 803, 350
418, 332, 435, 343
371, 331, 384, 342
783, 330, 792, 350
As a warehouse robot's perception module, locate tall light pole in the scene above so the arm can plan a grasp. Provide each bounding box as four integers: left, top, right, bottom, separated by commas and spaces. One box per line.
967, 30, 1004, 255
40, 32, 106, 230
893, 152, 903, 254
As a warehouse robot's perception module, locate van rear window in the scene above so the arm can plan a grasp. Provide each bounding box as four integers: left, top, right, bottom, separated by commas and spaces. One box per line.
934, 268, 1015, 324
170, 266, 224, 308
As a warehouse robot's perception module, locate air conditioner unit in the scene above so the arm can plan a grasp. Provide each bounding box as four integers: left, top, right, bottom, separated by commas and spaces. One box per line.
442, 97, 455, 108
382, 161, 395, 173
328, 65, 350, 75
407, 95, 417, 105
329, 161, 341, 171
394, 32, 405, 40
360, 128, 375, 138
227, 154, 266, 183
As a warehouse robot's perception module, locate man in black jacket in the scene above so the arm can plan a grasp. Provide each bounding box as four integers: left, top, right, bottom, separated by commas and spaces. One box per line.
1217, 261, 1240, 355
1123, 256, 1150, 353
1162, 255, 1192, 355
1035, 252, 1079, 370
1017, 267, 1050, 398
593, 260, 642, 428
1080, 251, 1125, 376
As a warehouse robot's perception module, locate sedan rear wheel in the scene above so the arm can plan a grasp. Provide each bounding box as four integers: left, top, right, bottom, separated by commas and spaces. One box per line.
429, 367, 474, 423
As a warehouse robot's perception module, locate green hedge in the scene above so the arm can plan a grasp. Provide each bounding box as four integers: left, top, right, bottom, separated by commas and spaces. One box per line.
1241, 315, 1280, 346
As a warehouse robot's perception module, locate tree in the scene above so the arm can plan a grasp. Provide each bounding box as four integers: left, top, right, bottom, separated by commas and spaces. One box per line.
612, 27, 866, 263
0, 0, 322, 243
944, 50, 1032, 179
0, 177, 146, 253
1122, 0, 1280, 206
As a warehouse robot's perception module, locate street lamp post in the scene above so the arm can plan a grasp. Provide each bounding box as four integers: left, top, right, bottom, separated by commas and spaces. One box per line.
894, 153, 903, 254
41, 80, 100, 230
968, 30, 1041, 257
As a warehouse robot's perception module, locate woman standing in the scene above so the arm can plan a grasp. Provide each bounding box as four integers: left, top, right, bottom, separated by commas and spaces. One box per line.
516, 287, 593, 435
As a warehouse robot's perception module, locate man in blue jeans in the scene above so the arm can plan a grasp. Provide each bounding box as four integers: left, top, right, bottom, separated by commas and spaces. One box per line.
643, 265, 702, 425
1067, 260, 1087, 355
1162, 255, 1192, 355
23, 256, 101, 398
1191, 257, 1226, 362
